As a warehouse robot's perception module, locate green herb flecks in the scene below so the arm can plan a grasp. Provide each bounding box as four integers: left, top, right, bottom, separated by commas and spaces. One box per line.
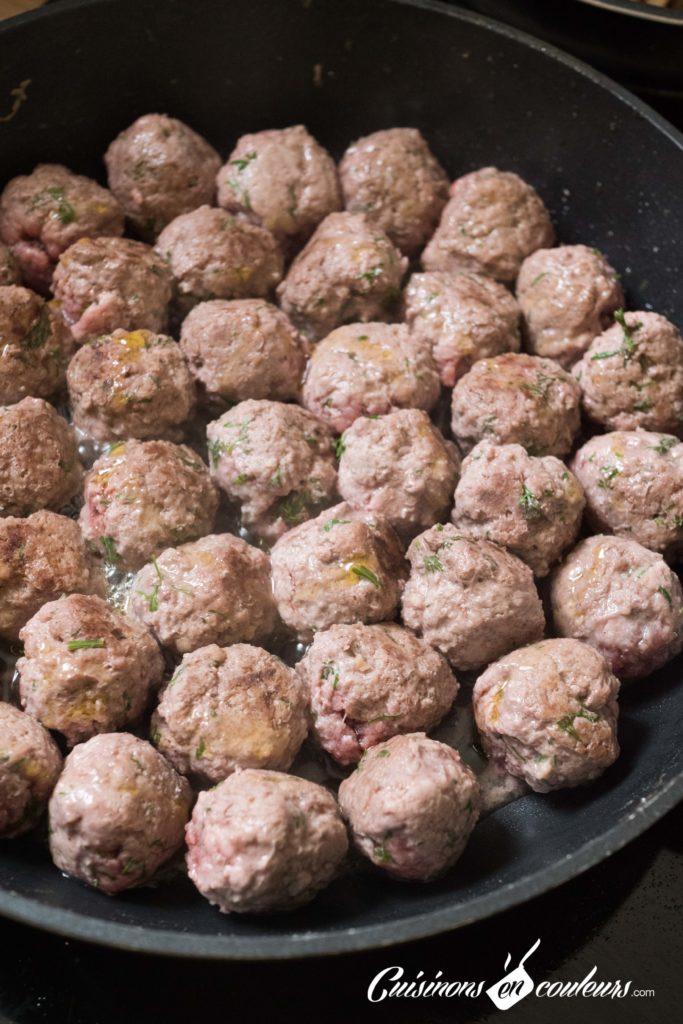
659, 586, 673, 606
322, 517, 350, 533
519, 483, 543, 519
530, 272, 547, 286
653, 436, 679, 456
350, 564, 381, 589
333, 434, 346, 459
597, 465, 620, 490
373, 846, 393, 864
99, 535, 120, 565
23, 306, 51, 350
195, 739, 206, 759
277, 491, 310, 527
230, 151, 257, 172
46, 185, 76, 225
321, 660, 340, 692
67, 638, 105, 652
423, 554, 444, 572
358, 266, 383, 284
556, 704, 600, 743
614, 308, 642, 364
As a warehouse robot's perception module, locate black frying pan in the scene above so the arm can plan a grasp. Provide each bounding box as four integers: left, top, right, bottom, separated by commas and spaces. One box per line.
0, 0, 682, 960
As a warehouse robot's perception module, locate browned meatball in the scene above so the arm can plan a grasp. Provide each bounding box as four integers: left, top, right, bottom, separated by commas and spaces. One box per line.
0, 286, 74, 404
0, 703, 62, 838
0, 242, 20, 286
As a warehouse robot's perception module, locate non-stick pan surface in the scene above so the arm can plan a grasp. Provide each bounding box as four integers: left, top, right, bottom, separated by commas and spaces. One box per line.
0, 0, 682, 959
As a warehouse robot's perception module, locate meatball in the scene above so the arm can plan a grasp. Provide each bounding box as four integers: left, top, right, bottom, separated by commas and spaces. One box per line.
0, 511, 104, 642
217, 124, 341, 250
451, 352, 581, 457
550, 535, 683, 680
516, 245, 624, 368
473, 638, 620, 792
401, 524, 545, 670
0, 242, 20, 286
48, 733, 191, 894
404, 270, 521, 386
127, 533, 276, 655
422, 167, 554, 283
0, 163, 123, 293
0, 703, 62, 838
339, 128, 449, 256
79, 440, 218, 571
574, 311, 683, 434
276, 212, 408, 341
270, 502, 406, 640
186, 769, 348, 914
0, 398, 82, 516
206, 400, 337, 541
179, 299, 307, 407
338, 733, 479, 881
52, 236, 172, 344
452, 441, 585, 577
67, 329, 195, 442
17, 593, 164, 746
337, 409, 460, 541
297, 622, 458, 765
105, 113, 221, 239
0, 286, 74, 404
302, 322, 440, 433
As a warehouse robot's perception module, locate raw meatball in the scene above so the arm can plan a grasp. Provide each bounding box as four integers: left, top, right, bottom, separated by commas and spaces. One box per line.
270, 502, 406, 640
338, 732, 479, 881
52, 236, 172, 344
217, 124, 341, 249
302, 322, 440, 433
473, 638, 620, 792
404, 270, 521, 386
206, 400, 337, 541
0, 511, 104, 642
17, 593, 164, 746
180, 299, 307, 407
571, 430, 683, 557
452, 440, 585, 576
297, 622, 458, 765
186, 769, 348, 914
105, 113, 221, 239
574, 311, 683, 434
127, 533, 276, 654
151, 644, 308, 785
339, 128, 449, 256
80, 440, 218, 571
337, 409, 460, 541
550, 535, 683, 680
155, 205, 283, 315
0, 285, 74, 404
451, 352, 581, 456
0, 242, 20, 286
0, 703, 62, 838
67, 329, 195, 442
0, 398, 82, 516
401, 524, 545, 670
0, 163, 123, 292
48, 733, 191, 894
276, 212, 408, 341
422, 167, 554, 283
517, 244, 624, 368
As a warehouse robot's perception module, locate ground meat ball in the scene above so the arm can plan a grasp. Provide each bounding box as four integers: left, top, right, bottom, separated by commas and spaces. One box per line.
52, 236, 171, 344
80, 440, 218, 571
186, 769, 348, 914
151, 644, 308, 786
422, 167, 554, 283
127, 533, 276, 655
401, 525, 544, 670
180, 300, 307, 407
0, 242, 20, 286
67, 329, 195, 442
0, 398, 82, 516
452, 441, 585, 577
276, 212, 408, 341
0, 703, 62, 838
338, 733, 479, 881
0, 164, 123, 293
270, 502, 405, 640
451, 352, 581, 457
473, 638, 620, 792
207, 400, 337, 542
0, 286, 74, 404
302, 322, 440, 434
574, 311, 683, 434
516, 245, 624, 368
17, 593, 164, 746
337, 409, 460, 541
297, 622, 458, 766
105, 113, 221, 239
217, 125, 341, 250
48, 733, 191, 894
404, 270, 521, 386
550, 535, 683, 680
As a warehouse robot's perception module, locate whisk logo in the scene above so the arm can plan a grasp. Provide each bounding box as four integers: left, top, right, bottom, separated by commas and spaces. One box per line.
485, 938, 541, 1010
